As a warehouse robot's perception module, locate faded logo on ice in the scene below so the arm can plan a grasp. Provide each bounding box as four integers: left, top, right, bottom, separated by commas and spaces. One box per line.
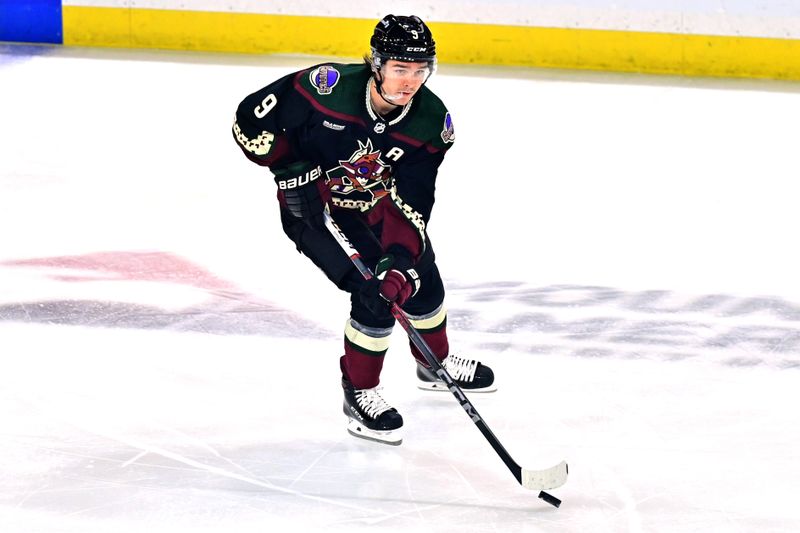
446, 283, 800, 370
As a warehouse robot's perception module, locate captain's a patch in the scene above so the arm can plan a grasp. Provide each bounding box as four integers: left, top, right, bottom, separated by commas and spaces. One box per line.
309, 65, 340, 95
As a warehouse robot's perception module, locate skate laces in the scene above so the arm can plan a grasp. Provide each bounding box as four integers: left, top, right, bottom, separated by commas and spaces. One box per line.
442, 354, 479, 382
355, 387, 394, 419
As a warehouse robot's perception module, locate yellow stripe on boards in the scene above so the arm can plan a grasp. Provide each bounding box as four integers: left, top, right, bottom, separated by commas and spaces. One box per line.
63, 7, 374, 55
435, 22, 800, 80
680, 33, 800, 80
63, 5, 132, 48
62, 6, 800, 81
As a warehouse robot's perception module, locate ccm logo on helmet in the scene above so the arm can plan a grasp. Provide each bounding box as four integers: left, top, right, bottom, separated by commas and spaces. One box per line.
276, 166, 323, 189
406, 46, 427, 52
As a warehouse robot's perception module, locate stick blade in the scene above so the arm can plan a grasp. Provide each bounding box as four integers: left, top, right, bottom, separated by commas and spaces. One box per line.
521, 460, 568, 490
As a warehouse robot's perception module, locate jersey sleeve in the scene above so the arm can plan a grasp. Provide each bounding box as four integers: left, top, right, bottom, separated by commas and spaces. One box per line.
232, 70, 311, 169
378, 140, 452, 263
393, 146, 448, 223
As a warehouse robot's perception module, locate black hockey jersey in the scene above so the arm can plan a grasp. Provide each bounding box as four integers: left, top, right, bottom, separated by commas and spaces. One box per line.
232, 63, 455, 263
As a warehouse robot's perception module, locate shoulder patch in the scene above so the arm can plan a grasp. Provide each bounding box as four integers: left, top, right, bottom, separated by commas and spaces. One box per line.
309, 65, 340, 95
441, 112, 455, 144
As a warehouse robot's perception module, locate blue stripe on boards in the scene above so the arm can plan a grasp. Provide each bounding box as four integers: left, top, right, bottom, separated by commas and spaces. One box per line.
0, 0, 63, 44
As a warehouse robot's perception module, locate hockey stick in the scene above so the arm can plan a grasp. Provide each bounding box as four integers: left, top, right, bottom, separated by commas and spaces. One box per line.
322, 210, 568, 501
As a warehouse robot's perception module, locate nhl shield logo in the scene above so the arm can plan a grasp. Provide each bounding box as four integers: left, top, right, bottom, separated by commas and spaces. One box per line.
441, 112, 455, 143
374, 122, 386, 134
309, 65, 340, 95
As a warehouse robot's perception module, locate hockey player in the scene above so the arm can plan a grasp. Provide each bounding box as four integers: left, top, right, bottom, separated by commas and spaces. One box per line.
233, 15, 495, 445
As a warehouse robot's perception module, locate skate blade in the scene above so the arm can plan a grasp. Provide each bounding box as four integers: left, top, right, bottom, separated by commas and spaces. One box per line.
346, 419, 403, 446
416, 380, 498, 393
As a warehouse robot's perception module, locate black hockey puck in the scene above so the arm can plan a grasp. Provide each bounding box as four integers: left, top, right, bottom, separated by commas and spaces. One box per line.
538, 490, 561, 508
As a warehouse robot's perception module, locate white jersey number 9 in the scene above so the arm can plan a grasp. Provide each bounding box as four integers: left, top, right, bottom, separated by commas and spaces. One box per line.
254, 94, 277, 118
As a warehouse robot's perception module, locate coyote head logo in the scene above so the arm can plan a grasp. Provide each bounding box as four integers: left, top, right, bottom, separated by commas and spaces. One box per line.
327, 139, 392, 199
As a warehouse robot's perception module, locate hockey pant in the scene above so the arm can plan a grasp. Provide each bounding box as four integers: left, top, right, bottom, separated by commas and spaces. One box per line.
280, 207, 449, 389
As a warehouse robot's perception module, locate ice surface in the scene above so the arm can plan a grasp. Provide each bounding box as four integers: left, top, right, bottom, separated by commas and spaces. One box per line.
1, 44, 799, 532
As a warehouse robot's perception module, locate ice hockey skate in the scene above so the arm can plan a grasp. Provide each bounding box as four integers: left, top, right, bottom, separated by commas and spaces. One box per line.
416, 354, 497, 392
342, 377, 404, 445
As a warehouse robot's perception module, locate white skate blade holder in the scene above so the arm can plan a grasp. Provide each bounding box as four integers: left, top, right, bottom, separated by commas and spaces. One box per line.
417, 380, 498, 393
346, 418, 403, 446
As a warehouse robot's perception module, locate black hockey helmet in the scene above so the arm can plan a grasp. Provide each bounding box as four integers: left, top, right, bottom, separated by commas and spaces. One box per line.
370, 15, 436, 69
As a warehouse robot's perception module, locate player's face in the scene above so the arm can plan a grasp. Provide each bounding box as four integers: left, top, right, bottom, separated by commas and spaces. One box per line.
379, 60, 431, 105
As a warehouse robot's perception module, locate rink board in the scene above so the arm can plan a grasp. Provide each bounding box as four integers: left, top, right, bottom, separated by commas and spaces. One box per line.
2, 3, 799, 80
61, 6, 800, 81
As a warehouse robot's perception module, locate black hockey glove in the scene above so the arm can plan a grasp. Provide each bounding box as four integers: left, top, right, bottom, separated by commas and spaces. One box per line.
359, 252, 421, 315
272, 160, 330, 229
